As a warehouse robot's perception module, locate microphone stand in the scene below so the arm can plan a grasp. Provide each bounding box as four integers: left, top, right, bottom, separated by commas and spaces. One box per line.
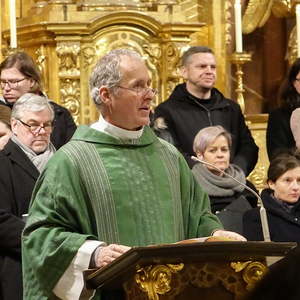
191, 156, 271, 242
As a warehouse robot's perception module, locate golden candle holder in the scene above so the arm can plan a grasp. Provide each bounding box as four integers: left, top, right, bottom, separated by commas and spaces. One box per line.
230, 52, 252, 114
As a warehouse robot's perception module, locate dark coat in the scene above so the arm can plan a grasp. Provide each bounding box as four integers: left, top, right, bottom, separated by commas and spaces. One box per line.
0, 140, 39, 300
209, 180, 258, 213
243, 188, 300, 242
266, 107, 296, 160
153, 83, 258, 175
0, 100, 76, 149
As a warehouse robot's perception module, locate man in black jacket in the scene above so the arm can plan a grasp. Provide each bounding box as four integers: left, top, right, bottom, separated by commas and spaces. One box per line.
0, 93, 55, 300
153, 46, 258, 176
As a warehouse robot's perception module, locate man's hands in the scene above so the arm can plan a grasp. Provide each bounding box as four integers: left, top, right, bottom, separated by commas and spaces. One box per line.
94, 244, 131, 268
213, 230, 247, 241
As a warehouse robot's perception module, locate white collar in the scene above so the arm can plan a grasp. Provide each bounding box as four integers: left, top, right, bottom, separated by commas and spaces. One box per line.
90, 115, 144, 140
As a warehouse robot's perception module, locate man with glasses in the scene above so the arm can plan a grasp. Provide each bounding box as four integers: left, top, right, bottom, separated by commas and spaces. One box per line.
22, 48, 245, 300
0, 93, 55, 300
0, 51, 76, 149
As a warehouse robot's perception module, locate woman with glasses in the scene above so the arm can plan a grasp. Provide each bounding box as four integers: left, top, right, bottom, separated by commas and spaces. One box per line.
267, 58, 300, 160
0, 93, 55, 300
0, 51, 76, 149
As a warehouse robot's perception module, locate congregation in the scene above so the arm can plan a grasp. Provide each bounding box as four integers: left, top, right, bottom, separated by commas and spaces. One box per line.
0, 46, 300, 299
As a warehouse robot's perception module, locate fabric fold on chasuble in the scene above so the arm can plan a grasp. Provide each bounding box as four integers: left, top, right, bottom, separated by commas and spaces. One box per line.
22, 125, 222, 299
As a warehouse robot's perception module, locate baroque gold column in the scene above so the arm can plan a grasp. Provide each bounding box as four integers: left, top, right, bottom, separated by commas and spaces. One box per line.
56, 41, 81, 124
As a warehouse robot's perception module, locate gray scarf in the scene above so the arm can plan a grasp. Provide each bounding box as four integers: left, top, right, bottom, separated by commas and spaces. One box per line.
11, 135, 55, 172
192, 163, 246, 197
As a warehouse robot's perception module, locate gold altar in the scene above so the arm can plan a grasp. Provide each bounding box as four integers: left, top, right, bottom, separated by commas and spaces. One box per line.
0, 0, 298, 188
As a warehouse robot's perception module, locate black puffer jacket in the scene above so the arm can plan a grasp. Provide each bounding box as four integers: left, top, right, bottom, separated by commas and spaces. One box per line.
154, 83, 258, 175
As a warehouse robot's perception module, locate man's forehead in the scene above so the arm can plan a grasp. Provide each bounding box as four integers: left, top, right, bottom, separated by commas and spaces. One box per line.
189, 52, 216, 63
22, 109, 52, 121
120, 57, 150, 81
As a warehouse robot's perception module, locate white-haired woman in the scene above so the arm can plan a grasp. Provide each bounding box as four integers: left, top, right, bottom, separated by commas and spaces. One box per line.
192, 125, 257, 233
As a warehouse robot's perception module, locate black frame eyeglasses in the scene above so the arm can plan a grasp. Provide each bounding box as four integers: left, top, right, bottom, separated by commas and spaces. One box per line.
0, 78, 27, 89
117, 85, 158, 97
17, 119, 53, 134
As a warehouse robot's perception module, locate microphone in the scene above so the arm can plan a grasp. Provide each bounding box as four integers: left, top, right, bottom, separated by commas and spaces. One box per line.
191, 156, 271, 242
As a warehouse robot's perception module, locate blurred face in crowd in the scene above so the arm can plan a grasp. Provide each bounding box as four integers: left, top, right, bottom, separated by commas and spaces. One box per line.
198, 134, 230, 176
11, 108, 53, 154
268, 167, 300, 204
0, 67, 35, 104
100, 55, 156, 130
0, 121, 12, 150
182, 52, 217, 95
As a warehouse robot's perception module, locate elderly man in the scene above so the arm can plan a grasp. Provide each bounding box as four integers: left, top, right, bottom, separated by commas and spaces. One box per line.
22, 49, 245, 300
153, 46, 258, 175
0, 93, 55, 300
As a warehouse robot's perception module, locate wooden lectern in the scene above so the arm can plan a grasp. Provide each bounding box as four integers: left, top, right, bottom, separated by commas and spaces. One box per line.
85, 241, 296, 300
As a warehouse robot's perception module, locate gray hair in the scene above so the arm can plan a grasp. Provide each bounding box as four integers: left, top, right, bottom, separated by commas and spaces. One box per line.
89, 49, 142, 106
181, 46, 214, 66
193, 125, 232, 154
11, 93, 54, 120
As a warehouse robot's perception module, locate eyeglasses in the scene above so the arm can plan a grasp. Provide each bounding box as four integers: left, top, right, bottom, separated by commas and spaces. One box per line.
0, 78, 27, 89
17, 119, 53, 134
117, 85, 158, 97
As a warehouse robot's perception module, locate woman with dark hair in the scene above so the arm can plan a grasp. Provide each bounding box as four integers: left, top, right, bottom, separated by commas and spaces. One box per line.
267, 58, 300, 160
0, 52, 76, 149
192, 125, 257, 234
243, 150, 300, 242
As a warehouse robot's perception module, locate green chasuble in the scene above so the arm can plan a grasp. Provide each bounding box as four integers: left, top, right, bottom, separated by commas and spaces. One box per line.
22, 125, 222, 299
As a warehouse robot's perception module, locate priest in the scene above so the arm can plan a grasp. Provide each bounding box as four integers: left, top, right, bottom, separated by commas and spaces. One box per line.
22, 49, 245, 300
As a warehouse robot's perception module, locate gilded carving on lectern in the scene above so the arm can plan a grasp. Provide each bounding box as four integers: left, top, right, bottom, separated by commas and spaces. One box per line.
135, 263, 184, 300
125, 260, 268, 299
231, 261, 267, 291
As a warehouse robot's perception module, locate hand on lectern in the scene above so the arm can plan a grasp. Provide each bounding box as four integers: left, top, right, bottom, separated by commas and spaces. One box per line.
213, 230, 247, 241
94, 244, 131, 268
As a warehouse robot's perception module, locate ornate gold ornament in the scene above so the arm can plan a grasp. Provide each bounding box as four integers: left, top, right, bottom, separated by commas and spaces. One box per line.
287, 26, 298, 65
36, 45, 49, 94
242, 0, 274, 34
56, 42, 81, 124
242, 0, 293, 34
135, 263, 184, 300
225, 0, 233, 46
230, 52, 252, 113
231, 261, 268, 291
